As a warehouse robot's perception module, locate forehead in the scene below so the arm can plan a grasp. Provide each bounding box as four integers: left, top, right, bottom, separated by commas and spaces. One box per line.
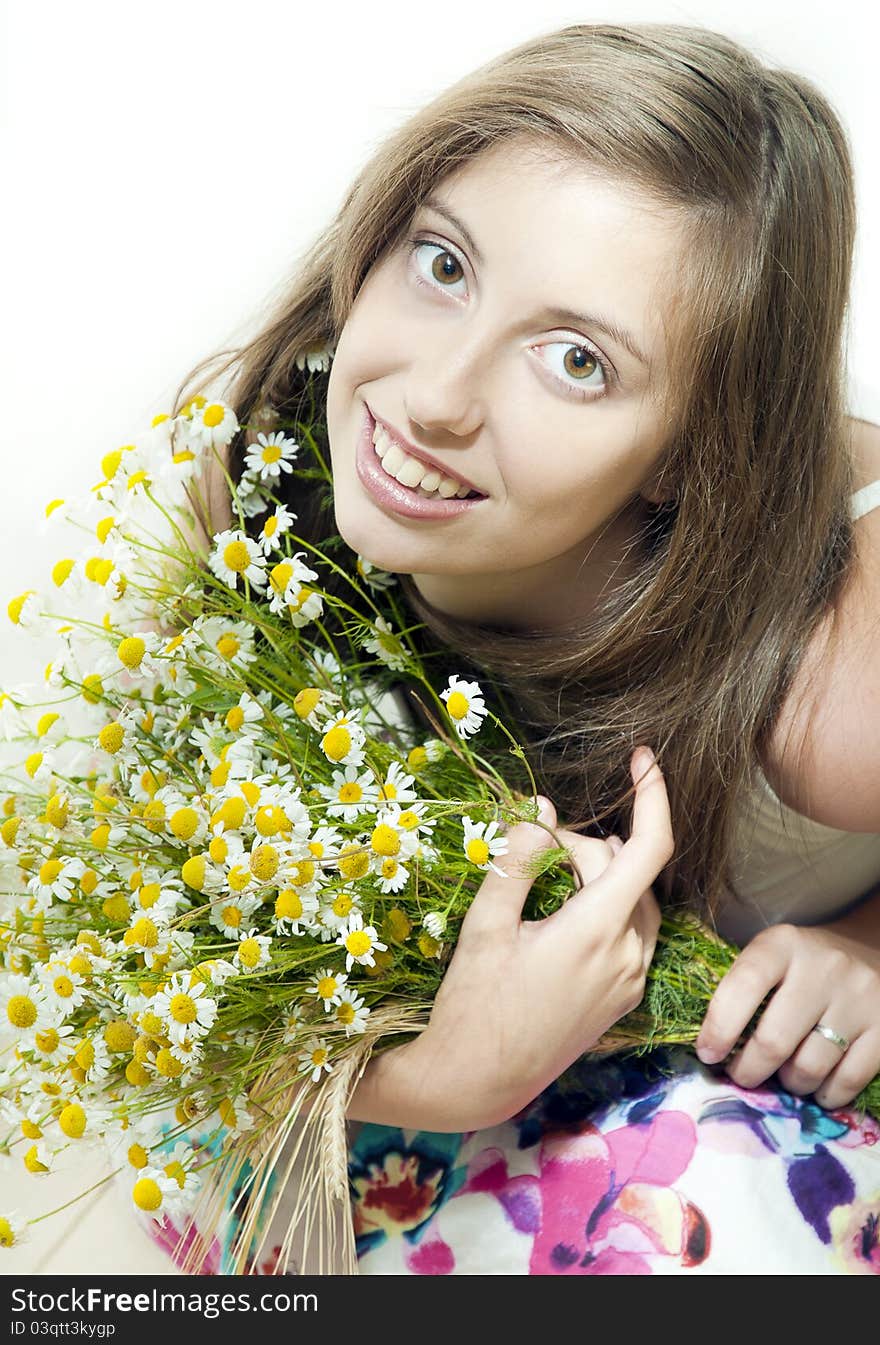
419, 139, 688, 374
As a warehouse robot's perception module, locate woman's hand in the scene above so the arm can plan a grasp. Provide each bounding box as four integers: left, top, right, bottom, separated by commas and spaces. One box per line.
349, 747, 672, 1132
695, 920, 880, 1108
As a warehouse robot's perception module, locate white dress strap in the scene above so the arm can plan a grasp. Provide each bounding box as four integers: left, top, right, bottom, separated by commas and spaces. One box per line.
850, 478, 880, 521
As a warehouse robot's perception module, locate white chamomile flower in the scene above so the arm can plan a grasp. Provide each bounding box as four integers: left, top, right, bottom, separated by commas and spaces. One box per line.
0, 1210, 29, 1248
265, 551, 318, 615
257, 502, 297, 554
223, 691, 264, 737
422, 911, 447, 939
191, 614, 257, 671
7, 590, 42, 630
461, 814, 511, 878
316, 764, 380, 823
68, 1033, 113, 1084
232, 930, 272, 974
376, 760, 419, 809
37, 959, 87, 1014
0, 975, 55, 1044
297, 1037, 333, 1083
131, 1165, 185, 1220
244, 430, 299, 481
440, 674, 488, 739
185, 400, 239, 451
317, 712, 368, 774
156, 1141, 202, 1208
27, 854, 82, 906
214, 1093, 254, 1134
188, 957, 238, 989
152, 974, 218, 1045
210, 890, 262, 939
336, 911, 387, 972
307, 966, 349, 1011
208, 528, 268, 592
293, 342, 334, 373
30, 1022, 75, 1064
272, 885, 321, 936
355, 554, 397, 591
363, 617, 409, 672
333, 991, 370, 1037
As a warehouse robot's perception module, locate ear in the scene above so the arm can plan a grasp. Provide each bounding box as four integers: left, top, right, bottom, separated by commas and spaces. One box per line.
639, 465, 676, 507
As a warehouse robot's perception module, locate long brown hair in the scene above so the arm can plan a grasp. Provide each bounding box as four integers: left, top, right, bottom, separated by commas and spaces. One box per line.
170, 22, 858, 924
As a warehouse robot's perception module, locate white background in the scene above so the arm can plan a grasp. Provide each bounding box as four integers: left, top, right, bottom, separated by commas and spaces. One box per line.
1, 0, 877, 690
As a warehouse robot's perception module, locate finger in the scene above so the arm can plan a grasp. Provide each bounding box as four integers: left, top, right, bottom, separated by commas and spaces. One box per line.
564, 748, 673, 921
723, 982, 832, 1089
814, 1029, 880, 1110
695, 941, 790, 1065
775, 1023, 853, 1098
634, 887, 662, 974
462, 796, 559, 935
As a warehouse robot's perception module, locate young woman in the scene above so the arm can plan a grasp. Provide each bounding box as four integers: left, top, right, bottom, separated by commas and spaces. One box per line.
156, 22, 880, 1273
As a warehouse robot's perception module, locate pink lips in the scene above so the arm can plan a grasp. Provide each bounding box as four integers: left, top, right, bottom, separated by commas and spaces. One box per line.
356, 405, 488, 521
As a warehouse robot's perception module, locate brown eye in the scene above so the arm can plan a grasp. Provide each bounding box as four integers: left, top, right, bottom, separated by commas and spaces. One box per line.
563, 347, 598, 380
429, 248, 463, 286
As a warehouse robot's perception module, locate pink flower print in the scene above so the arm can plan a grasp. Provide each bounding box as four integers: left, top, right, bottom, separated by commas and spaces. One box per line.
829, 1193, 880, 1273
462, 1113, 708, 1274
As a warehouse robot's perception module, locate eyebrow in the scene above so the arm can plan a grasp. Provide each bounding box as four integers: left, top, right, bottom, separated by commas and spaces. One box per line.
419, 196, 652, 370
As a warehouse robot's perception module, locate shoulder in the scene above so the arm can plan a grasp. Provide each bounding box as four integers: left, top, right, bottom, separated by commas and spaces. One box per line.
759, 416, 880, 833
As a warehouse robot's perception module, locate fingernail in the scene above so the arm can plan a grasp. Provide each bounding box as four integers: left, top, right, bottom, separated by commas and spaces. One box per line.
636, 747, 655, 770
696, 1045, 724, 1064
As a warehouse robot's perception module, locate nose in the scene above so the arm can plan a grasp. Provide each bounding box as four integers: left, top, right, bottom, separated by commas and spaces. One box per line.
403, 336, 486, 441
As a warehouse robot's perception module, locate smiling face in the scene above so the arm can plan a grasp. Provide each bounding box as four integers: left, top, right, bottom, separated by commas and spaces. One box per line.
325, 136, 689, 629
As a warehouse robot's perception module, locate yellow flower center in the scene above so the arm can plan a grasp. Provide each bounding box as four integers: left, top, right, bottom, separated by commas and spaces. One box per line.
226, 867, 251, 894
52, 974, 74, 998
81, 673, 104, 704
255, 805, 286, 837
101, 892, 130, 921
21, 1118, 42, 1139
293, 687, 321, 719
371, 823, 400, 857
117, 636, 146, 670
446, 690, 469, 720
169, 993, 197, 1025
345, 931, 371, 958
237, 937, 262, 969
181, 855, 207, 890
155, 1047, 183, 1078
36, 711, 59, 736
104, 1020, 135, 1053
466, 837, 490, 866
322, 725, 352, 761
209, 836, 228, 864
269, 561, 293, 595
138, 803, 166, 840
0, 1218, 17, 1246
79, 868, 99, 895
337, 846, 370, 881
331, 892, 354, 918
215, 797, 246, 830
127, 1143, 149, 1169
275, 890, 303, 920
316, 975, 338, 999
225, 706, 245, 731
337, 1003, 355, 1025
169, 807, 199, 841
24, 1145, 49, 1173
290, 859, 315, 885
7, 995, 37, 1028
310, 1047, 328, 1068
164, 1160, 187, 1189
132, 1177, 163, 1211
35, 1027, 59, 1052
59, 1103, 86, 1139
45, 794, 69, 829
129, 917, 159, 948
221, 903, 243, 928
338, 782, 362, 803
99, 722, 125, 754
125, 1059, 151, 1087
222, 541, 251, 575
203, 403, 225, 428
74, 1040, 95, 1071
250, 844, 279, 881
216, 632, 240, 660
138, 883, 161, 909
39, 858, 62, 885
261, 443, 282, 464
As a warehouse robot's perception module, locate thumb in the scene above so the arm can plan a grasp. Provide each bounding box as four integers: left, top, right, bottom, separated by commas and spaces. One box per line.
463, 796, 558, 935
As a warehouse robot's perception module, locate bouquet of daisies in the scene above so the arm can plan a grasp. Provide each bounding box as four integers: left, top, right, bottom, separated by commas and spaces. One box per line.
1, 362, 877, 1272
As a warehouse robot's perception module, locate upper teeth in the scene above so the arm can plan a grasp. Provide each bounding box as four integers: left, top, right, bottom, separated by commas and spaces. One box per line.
372, 422, 477, 499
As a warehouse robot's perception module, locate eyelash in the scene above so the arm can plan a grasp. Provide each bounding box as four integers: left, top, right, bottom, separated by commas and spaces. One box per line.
405, 235, 615, 400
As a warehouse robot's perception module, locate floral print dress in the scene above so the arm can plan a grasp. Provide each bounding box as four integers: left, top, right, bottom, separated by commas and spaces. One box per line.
346, 1047, 880, 1275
